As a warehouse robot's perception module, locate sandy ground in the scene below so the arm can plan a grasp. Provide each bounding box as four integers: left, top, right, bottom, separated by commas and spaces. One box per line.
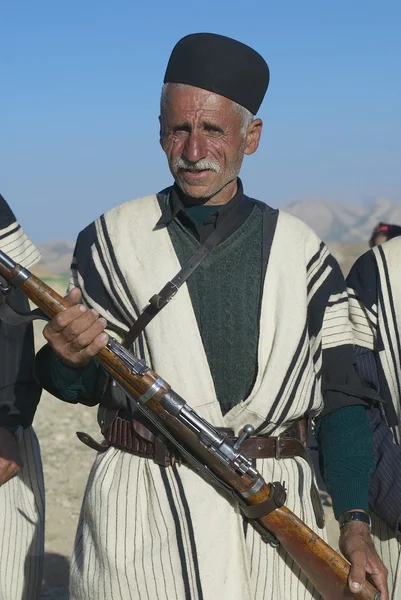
31, 315, 339, 599
33, 318, 100, 599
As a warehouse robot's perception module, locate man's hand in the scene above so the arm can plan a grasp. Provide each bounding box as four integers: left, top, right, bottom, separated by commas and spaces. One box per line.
339, 520, 388, 600
43, 288, 108, 368
0, 428, 23, 486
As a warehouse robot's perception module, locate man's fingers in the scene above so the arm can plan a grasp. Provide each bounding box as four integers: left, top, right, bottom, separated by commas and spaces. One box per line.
43, 288, 87, 335
368, 573, 388, 600
42, 302, 108, 367
68, 319, 108, 352
59, 310, 102, 343
348, 551, 367, 593
78, 333, 109, 361
44, 304, 89, 335
340, 524, 388, 598
366, 561, 389, 600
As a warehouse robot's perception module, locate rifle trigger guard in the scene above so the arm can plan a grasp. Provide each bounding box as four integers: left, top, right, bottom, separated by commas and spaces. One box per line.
0, 278, 11, 295
246, 519, 280, 548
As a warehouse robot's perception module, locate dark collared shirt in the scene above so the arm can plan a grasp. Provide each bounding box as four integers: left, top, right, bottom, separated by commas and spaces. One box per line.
0, 194, 42, 429
155, 178, 254, 244
0, 290, 41, 428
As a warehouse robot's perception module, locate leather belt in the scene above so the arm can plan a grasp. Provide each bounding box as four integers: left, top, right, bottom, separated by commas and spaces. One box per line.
232, 436, 309, 462
95, 415, 309, 466
76, 413, 325, 528
105, 415, 175, 466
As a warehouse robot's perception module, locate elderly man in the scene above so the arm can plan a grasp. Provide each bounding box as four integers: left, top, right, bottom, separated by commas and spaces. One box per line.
347, 237, 401, 600
35, 34, 387, 599
0, 194, 44, 600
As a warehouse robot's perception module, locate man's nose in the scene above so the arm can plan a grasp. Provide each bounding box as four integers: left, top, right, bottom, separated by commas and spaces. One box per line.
182, 132, 207, 163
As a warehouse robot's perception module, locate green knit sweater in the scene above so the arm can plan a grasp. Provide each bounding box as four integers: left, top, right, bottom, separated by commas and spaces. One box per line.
168, 204, 263, 414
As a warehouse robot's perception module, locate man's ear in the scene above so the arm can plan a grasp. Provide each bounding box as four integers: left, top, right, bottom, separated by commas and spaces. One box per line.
159, 115, 164, 149
244, 118, 263, 156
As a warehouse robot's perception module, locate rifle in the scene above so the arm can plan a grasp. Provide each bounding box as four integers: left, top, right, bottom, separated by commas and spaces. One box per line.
0, 249, 380, 600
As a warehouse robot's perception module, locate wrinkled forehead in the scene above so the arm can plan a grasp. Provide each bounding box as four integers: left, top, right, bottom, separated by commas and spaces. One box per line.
161, 83, 241, 122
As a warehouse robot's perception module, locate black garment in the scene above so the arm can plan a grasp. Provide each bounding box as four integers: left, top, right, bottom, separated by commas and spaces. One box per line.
155, 179, 254, 243
354, 345, 380, 393
304, 247, 374, 417
0, 194, 19, 232
348, 244, 401, 533
368, 403, 401, 534
354, 344, 401, 534
0, 289, 42, 428
319, 345, 376, 417
347, 249, 399, 428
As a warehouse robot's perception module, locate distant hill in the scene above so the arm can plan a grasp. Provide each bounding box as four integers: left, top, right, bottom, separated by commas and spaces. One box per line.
285, 198, 401, 243
32, 240, 75, 278
327, 242, 369, 276
31, 198, 400, 277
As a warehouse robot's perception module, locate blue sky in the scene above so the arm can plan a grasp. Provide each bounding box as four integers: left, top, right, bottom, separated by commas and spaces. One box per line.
1, 0, 400, 242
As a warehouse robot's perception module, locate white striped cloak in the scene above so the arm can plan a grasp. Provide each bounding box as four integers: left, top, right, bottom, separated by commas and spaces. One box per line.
68, 193, 353, 600
0, 198, 41, 270
0, 195, 44, 600
347, 238, 401, 600
0, 428, 45, 600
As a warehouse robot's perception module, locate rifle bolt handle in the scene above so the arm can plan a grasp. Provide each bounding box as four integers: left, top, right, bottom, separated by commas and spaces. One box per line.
234, 424, 255, 450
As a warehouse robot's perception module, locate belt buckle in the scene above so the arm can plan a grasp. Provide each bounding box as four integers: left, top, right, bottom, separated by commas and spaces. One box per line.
275, 435, 282, 460
165, 281, 179, 304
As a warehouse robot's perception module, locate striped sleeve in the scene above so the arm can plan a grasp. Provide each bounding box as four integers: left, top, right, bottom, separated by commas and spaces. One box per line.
346, 250, 378, 350
307, 241, 353, 350
303, 236, 375, 516
322, 290, 353, 350
68, 220, 133, 337
306, 241, 375, 415
0, 194, 41, 268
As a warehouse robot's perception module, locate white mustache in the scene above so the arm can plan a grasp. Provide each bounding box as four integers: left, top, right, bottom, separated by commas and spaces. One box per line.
173, 157, 221, 173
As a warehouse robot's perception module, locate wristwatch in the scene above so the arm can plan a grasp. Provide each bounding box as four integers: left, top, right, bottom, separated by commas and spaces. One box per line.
338, 511, 371, 530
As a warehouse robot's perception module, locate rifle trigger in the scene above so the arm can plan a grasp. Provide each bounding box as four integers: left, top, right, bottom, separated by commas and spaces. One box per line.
0, 281, 11, 294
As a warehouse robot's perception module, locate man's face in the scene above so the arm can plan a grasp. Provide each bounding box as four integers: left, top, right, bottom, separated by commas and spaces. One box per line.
373, 233, 389, 246
160, 85, 261, 201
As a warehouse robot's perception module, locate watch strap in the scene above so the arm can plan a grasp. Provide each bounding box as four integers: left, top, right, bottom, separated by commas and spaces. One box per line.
338, 510, 371, 529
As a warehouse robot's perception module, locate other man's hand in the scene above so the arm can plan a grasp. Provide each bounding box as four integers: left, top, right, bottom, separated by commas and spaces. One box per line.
340, 520, 388, 600
0, 427, 23, 486
43, 288, 108, 368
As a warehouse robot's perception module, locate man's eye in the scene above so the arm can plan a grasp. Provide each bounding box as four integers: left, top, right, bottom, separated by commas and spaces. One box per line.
204, 125, 224, 135
172, 126, 190, 134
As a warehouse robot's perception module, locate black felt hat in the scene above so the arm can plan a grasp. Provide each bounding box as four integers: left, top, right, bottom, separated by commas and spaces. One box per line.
164, 33, 270, 115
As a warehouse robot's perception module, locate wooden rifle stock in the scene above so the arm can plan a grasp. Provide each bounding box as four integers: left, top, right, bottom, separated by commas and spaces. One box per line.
0, 255, 380, 600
